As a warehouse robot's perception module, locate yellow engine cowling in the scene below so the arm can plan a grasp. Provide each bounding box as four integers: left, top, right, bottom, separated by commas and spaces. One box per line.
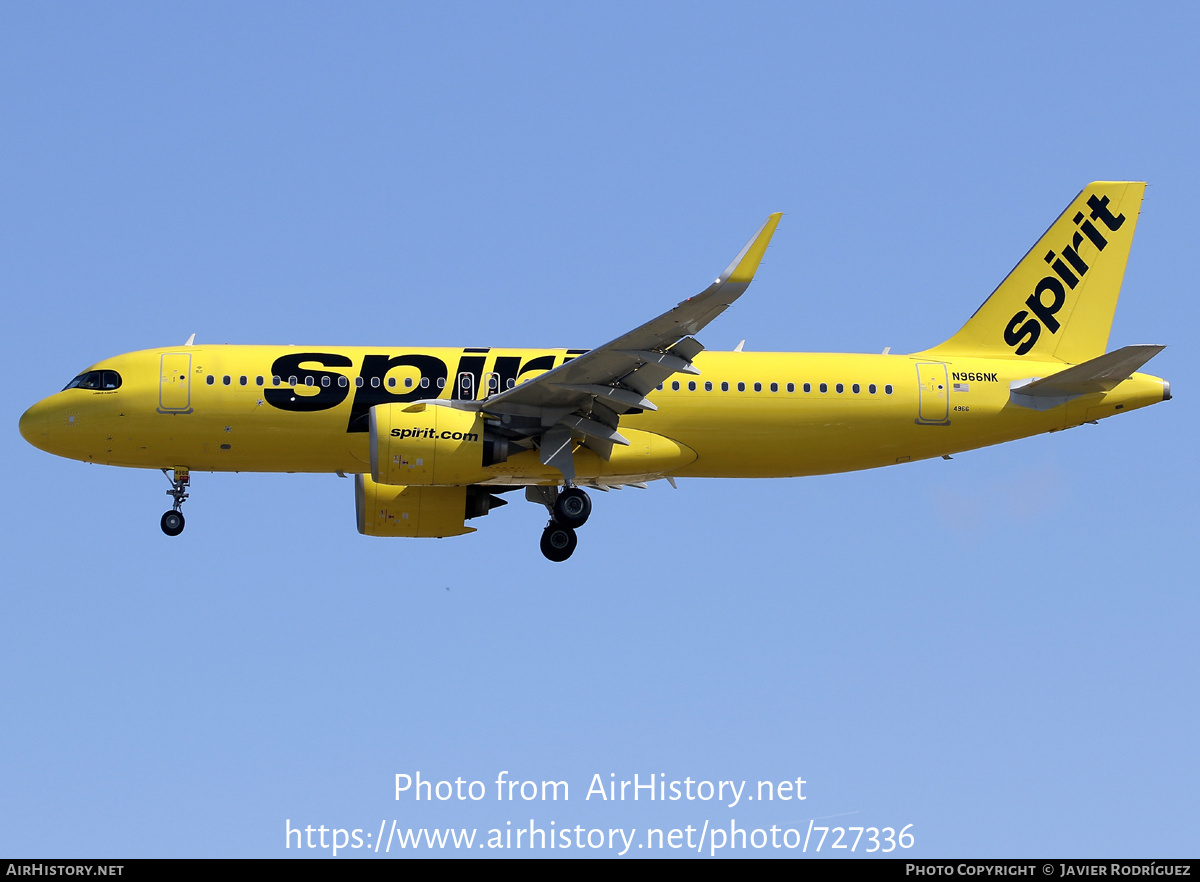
370, 402, 490, 486
355, 474, 478, 537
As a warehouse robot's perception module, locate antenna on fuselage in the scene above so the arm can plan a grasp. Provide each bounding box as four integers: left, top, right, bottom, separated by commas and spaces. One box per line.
184, 333, 196, 346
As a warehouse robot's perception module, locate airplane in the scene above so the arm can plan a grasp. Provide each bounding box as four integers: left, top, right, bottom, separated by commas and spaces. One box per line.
19, 182, 1170, 561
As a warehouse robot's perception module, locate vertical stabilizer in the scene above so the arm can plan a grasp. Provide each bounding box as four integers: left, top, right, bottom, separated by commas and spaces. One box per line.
922, 182, 1145, 364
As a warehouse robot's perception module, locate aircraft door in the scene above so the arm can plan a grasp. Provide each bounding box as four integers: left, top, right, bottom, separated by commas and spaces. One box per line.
915, 362, 949, 425
158, 352, 193, 414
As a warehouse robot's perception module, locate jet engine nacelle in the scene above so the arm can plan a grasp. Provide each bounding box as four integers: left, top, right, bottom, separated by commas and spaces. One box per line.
355, 474, 507, 537
370, 402, 489, 486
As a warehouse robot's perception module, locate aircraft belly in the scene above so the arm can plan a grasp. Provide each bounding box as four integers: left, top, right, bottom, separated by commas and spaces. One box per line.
649, 392, 1073, 479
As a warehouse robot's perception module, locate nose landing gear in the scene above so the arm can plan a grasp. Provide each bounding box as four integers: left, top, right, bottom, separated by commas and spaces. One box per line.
160, 467, 189, 536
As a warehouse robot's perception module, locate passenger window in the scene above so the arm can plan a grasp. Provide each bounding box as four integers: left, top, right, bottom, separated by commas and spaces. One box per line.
819, 383, 828, 393
656, 384, 664, 391
688, 381, 696, 391
370, 377, 380, 388
852, 383, 860, 393
320, 376, 330, 387
737, 382, 746, 392
272, 376, 281, 386
770, 382, 778, 392
239, 376, 247, 386
289, 376, 298, 387
869, 384, 877, 394
256, 376, 264, 387
803, 383, 811, 393
387, 377, 396, 388
885, 384, 893, 394
671, 381, 680, 391
355, 377, 363, 387
506, 378, 514, 389
786, 383, 795, 393
223, 376, 231, 386
721, 381, 729, 392
420, 377, 429, 388
753, 382, 762, 392
338, 376, 347, 387
304, 376, 314, 387
206, 375, 215, 386
704, 381, 712, 391
405, 377, 413, 388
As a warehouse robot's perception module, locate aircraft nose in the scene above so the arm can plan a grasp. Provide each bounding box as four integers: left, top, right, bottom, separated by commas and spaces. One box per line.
19, 400, 50, 451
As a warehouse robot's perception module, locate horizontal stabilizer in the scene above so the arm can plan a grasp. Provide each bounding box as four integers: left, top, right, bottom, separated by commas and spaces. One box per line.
1009, 344, 1165, 409
1015, 344, 1165, 397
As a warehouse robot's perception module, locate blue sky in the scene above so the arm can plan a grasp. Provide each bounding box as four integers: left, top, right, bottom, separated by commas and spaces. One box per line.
2, 2, 1196, 858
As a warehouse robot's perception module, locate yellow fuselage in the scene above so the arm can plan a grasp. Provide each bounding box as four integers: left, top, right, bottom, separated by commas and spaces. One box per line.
19, 344, 1169, 482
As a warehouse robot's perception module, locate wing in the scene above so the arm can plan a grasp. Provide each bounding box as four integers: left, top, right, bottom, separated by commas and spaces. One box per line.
481, 213, 782, 482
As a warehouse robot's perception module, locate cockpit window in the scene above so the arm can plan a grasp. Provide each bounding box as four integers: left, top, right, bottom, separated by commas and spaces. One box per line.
63, 370, 122, 391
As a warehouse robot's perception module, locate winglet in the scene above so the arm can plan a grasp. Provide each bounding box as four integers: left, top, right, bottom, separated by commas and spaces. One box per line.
718, 212, 782, 285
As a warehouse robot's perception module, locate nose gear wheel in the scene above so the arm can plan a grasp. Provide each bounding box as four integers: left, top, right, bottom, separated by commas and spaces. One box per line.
160, 510, 185, 536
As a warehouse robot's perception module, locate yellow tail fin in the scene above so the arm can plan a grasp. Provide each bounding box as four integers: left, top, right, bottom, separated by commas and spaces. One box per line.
922, 182, 1145, 364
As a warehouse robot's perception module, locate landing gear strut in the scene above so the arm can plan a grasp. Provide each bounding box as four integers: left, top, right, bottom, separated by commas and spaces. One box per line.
528, 485, 591, 562
160, 467, 189, 536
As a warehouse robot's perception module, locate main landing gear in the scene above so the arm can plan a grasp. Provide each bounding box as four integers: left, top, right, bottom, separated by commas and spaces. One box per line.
160, 467, 189, 536
554, 486, 592, 528
540, 521, 577, 562
531, 486, 592, 562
